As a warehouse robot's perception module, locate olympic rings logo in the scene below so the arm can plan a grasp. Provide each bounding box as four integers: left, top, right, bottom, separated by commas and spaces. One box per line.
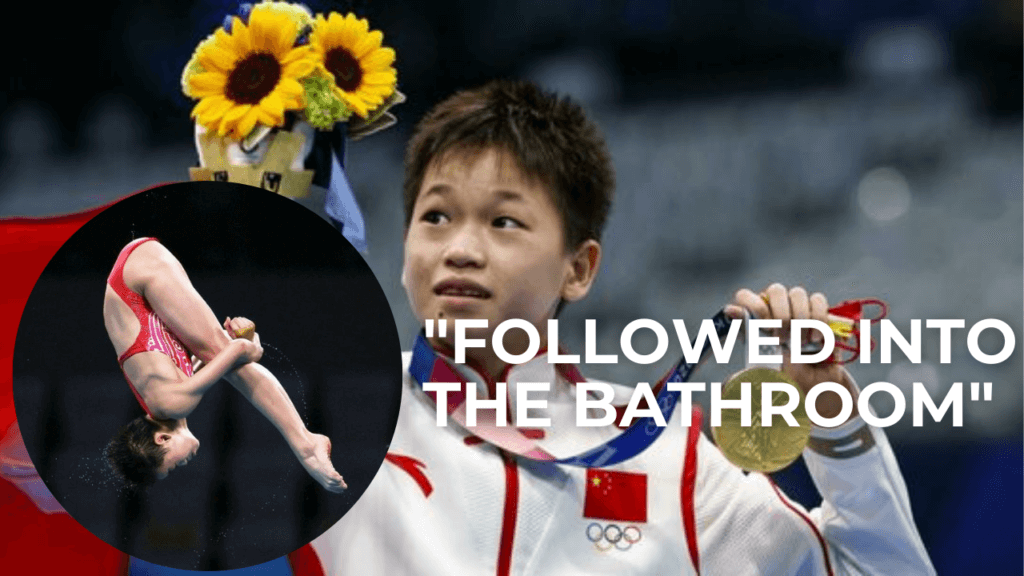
585, 522, 642, 552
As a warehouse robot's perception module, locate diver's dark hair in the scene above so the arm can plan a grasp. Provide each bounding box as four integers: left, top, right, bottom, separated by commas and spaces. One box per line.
104, 416, 167, 491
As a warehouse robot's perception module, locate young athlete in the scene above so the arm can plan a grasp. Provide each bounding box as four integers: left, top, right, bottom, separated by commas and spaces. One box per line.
103, 237, 346, 492
309, 80, 934, 574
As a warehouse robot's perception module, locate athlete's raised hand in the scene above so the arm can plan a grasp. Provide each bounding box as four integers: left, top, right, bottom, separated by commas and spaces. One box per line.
224, 316, 256, 340
236, 332, 263, 364
725, 283, 855, 422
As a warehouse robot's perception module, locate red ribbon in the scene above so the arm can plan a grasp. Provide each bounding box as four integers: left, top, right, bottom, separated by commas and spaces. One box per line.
829, 298, 888, 364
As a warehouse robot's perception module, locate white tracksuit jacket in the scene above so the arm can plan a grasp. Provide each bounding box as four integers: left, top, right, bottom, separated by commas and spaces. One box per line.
310, 351, 934, 575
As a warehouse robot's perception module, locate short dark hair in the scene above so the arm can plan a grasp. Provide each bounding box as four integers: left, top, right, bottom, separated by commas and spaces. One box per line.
104, 416, 167, 491
403, 80, 615, 250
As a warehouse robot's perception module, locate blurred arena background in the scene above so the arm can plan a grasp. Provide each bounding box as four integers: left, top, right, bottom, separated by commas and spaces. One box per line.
2, 0, 1021, 573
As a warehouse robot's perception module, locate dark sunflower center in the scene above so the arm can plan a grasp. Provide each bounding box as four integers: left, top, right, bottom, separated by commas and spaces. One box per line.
325, 47, 362, 92
226, 52, 281, 104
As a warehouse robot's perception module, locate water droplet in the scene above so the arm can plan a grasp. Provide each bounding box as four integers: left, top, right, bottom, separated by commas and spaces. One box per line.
263, 343, 310, 423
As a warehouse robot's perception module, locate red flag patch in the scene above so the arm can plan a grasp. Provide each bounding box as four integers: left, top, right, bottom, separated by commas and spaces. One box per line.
583, 469, 647, 523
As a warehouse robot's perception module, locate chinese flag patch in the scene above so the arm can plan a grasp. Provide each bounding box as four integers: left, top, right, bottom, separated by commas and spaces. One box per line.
583, 469, 647, 523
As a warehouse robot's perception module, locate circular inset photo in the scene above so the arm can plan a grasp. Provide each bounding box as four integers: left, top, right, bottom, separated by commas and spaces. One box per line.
12, 182, 402, 570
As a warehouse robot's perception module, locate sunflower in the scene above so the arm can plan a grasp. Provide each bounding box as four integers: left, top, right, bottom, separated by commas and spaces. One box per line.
310, 12, 397, 118
187, 8, 317, 139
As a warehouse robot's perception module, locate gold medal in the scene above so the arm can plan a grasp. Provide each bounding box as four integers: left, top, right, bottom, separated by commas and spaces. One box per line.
711, 367, 811, 473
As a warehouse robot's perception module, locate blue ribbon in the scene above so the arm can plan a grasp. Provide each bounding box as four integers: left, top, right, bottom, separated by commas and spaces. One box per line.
322, 127, 368, 253
408, 310, 733, 467
324, 152, 368, 253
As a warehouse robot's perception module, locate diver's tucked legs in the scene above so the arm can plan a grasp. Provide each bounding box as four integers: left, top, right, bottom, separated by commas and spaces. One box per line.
223, 365, 346, 492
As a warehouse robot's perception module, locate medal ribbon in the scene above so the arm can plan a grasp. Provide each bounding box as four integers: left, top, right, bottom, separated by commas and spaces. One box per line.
408, 310, 735, 467
830, 298, 888, 363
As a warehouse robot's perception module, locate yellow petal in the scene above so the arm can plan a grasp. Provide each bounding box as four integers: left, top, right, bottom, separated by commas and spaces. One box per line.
362, 71, 397, 85
231, 17, 252, 52
218, 103, 250, 136
247, 11, 271, 52
281, 45, 313, 67
313, 14, 332, 43
361, 96, 385, 109
223, 103, 251, 124
360, 83, 395, 97
313, 62, 332, 80
192, 95, 232, 124
190, 100, 210, 121
277, 78, 304, 100
194, 114, 219, 133
341, 93, 369, 118
189, 72, 228, 97
213, 27, 236, 52
309, 15, 328, 51
353, 30, 382, 59
365, 90, 387, 104
269, 17, 296, 55
219, 119, 239, 138
258, 92, 285, 123
353, 15, 370, 37
205, 96, 235, 119
235, 107, 262, 139
198, 45, 238, 74
359, 47, 395, 70
283, 58, 316, 78
255, 10, 294, 54
257, 108, 281, 128
336, 14, 361, 49
327, 12, 348, 37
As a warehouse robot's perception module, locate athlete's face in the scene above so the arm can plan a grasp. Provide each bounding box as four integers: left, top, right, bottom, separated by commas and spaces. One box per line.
154, 425, 200, 479
403, 147, 597, 353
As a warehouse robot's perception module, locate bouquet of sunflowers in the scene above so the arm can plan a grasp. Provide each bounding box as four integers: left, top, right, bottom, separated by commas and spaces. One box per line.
182, 0, 402, 144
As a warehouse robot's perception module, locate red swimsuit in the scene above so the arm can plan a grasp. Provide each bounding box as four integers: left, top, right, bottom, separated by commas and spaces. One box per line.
108, 238, 194, 417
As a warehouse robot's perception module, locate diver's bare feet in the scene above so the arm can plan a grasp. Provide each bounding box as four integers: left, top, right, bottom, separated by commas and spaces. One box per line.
300, 434, 347, 493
